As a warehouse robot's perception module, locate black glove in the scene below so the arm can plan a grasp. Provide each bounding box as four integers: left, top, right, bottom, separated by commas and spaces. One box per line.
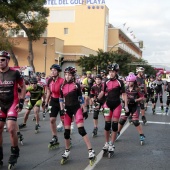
83, 111, 88, 119
60, 109, 66, 116
42, 101, 45, 107
19, 99, 24, 109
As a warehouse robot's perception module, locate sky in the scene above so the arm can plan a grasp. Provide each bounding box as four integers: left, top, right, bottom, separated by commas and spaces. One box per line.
105, 0, 170, 68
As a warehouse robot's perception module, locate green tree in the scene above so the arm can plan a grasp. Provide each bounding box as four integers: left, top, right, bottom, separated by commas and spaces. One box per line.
77, 49, 156, 76
0, 0, 49, 72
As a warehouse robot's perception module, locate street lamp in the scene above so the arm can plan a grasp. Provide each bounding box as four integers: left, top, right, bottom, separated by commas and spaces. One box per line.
43, 38, 47, 74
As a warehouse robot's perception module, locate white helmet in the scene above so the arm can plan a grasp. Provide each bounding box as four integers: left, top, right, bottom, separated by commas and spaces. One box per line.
136, 67, 145, 73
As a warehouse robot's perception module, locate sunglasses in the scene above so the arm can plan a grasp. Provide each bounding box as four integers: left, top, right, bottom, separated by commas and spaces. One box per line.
0, 59, 6, 62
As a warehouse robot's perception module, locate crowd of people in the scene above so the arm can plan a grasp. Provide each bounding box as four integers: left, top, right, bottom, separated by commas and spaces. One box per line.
0, 50, 168, 168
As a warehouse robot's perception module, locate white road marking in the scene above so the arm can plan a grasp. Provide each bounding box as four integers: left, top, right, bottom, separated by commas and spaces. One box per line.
84, 122, 130, 170
146, 121, 170, 125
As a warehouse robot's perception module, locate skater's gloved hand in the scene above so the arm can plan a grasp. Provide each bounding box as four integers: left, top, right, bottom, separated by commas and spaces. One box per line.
83, 111, 88, 119
42, 101, 45, 107
60, 109, 66, 116
124, 106, 129, 113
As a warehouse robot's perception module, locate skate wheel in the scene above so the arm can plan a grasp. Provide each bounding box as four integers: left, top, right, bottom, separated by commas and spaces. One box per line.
8, 164, 14, 170
61, 158, 68, 165
108, 152, 114, 159
35, 130, 39, 134
89, 157, 96, 166
140, 141, 143, 145
102, 150, 108, 157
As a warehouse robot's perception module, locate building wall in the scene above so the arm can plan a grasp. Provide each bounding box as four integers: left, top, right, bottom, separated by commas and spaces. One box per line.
47, 4, 109, 51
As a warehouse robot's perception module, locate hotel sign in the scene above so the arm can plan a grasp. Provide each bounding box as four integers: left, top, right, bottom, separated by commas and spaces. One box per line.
45, 0, 106, 6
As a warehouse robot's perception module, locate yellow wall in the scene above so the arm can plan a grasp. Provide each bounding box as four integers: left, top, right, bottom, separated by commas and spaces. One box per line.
47, 5, 109, 51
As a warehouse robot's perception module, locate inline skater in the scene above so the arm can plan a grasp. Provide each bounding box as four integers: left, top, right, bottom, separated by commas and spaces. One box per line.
98, 63, 128, 158
60, 66, 96, 165
0, 51, 26, 168
45, 64, 64, 150
90, 74, 105, 137
19, 77, 45, 133
164, 76, 170, 115
136, 67, 147, 124
117, 74, 145, 145
154, 74, 164, 112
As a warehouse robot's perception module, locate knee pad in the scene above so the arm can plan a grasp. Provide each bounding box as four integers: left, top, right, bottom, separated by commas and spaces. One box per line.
78, 127, 87, 137
64, 129, 71, 139
119, 119, 126, 126
133, 120, 140, 127
112, 122, 118, 132
105, 121, 111, 131
93, 110, 99, 120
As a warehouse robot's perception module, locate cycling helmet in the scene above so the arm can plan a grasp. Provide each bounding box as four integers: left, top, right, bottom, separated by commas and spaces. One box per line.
126, 74, 136, 82
50, 64, 62, 72
95, 74, 102, 80
100, 70, 106, 74
136, 67, 145, 73
129, 72, 135, 75
30, 77, 38, 84
64, 66, 77, 76
107, 63, 119, 71
35, 72, 41, 76
150, 75, 155, 79
86, 71, 92, 74
0, 50, 10, 59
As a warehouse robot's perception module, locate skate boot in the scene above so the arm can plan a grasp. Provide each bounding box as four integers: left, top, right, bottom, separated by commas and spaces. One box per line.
140, 135, 145, 145
102, 142, 109, 157
108, 142, 115, 158
152, 108, 155, 115
8, 146, 19, 170
71, 122, 74, 134
88, 149, 96, 166
0, 147, 3, 167
19, 123, 26, 129
165, 107, 169, 115
92, 127, 98, 137
161, 106, 164, 113
57, 121, 64, 132
61, 149, 70, 165
142, 116, 147, 125
42, 112, 46, 120
32, 116, 36, 121
17, 132, 24, 145
48, 136, 59, 150
35, 124, 40, 134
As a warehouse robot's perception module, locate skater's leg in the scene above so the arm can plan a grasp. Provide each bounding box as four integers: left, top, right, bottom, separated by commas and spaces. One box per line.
34, 105, 40, 125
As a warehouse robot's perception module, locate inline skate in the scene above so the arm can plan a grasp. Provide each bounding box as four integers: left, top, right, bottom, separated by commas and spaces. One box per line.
108, 143, 115, 158
102, 142, 109, 157
48, 136, 59, 150
89, 149, 96, 166
161, 106, 164, 114
17, 132, 24, 145
42, 112, 46, 120
60, 149, 70, 165
57, 121, 64, 132
32, 116, 36, 121
35, 124, 40, 134
19, 123, 26, 129
140, 135, 145, 145
8, 146, 19, 170
165, 107, 169, 115
152, 108, 155, 115
92, 127, 98, 137
142, 116, 147, 125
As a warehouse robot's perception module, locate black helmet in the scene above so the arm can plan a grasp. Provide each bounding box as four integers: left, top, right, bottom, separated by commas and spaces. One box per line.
0, 50, 10, 59
150, 75, 155, 79
35, 72, 41, 76
95, 74, 102, 80
64, 66, 77, 75
50, 64, 62, 72
100, 70, 106, 74
30, 77, 38, 84
107, 63, 119, 71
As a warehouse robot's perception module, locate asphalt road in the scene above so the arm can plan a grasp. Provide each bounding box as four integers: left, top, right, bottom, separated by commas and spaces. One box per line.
1, 93, 170, 170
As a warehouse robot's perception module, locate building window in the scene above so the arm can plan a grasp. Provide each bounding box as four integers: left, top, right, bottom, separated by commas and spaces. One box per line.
64, 28, 68, 34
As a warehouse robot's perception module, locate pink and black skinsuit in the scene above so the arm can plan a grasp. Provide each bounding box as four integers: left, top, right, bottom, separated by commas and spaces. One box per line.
0, 67, 24, 122
102, 78, 125, 133
119, 86, 144, 127
60, 81, 87, 140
